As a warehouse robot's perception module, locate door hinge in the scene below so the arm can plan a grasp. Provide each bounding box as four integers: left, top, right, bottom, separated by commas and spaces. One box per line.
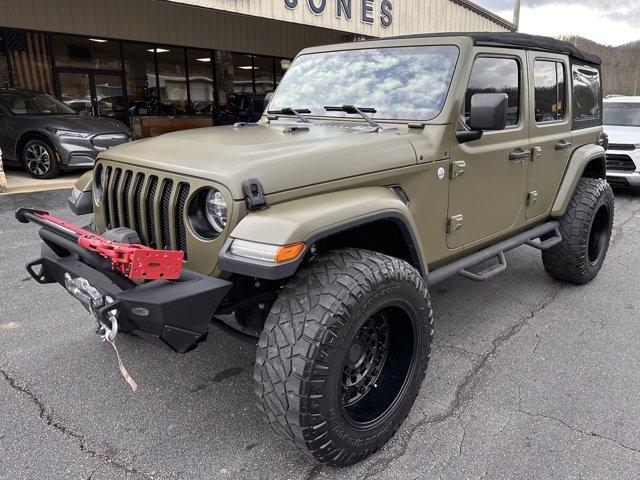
447, 214, 464, 233
450, 161, 466, 179
527, 191, 539, 206
531, 146, 542, 161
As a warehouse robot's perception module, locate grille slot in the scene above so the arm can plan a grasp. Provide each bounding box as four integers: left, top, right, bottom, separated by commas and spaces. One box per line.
100, 165, 191, 258
133, 173, 145, 242
146, 176, 158, 248
111, 168, 122, 227
607, 143, 635, 151
122, 170, 133, 228
606, 154, 636, 172
176, 183, 190, 259
160, 180, 174, 250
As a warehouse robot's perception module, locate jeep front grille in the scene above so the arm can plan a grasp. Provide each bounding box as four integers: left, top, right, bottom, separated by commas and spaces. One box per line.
102, 166, 190, 259
606, 154, 636, 173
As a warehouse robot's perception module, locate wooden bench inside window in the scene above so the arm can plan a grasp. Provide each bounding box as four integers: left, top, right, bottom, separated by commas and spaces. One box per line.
138, 117, 214, 138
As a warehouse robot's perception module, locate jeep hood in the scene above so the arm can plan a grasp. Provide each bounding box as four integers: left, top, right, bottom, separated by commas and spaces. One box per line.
100, 123, 420, 198
604, 125, 640, 145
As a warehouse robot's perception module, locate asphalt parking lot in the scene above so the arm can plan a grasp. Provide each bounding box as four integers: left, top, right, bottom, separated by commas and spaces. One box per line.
1, 188, 640, 480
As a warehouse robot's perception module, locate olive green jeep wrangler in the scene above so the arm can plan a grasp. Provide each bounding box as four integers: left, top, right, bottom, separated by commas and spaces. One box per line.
18, 32, 612, 467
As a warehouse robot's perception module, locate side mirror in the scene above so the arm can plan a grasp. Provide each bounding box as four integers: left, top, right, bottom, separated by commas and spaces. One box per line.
457, 93, 509, 144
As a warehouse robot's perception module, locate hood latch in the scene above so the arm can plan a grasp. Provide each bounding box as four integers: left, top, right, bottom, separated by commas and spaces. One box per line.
243, 179, 267, 211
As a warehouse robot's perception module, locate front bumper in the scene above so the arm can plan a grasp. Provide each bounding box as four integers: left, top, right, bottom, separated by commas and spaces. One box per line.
27, 228, 232, 353
55, 133, 130, 168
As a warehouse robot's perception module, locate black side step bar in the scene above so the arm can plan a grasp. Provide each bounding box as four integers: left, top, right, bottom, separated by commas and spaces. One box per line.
426, 221, 562, 286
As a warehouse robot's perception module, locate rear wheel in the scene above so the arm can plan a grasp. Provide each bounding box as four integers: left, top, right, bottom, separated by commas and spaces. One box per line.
254, 248, 433, 467
22, 139, 61, 179
542, 178, 614, 284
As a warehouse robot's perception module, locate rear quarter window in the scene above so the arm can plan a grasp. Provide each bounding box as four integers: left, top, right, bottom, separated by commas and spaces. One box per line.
572, 63, 602, 130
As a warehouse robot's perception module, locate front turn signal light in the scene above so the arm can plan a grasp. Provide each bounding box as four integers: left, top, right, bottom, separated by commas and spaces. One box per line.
275, 243, 305, 263
229, 239, 305, 263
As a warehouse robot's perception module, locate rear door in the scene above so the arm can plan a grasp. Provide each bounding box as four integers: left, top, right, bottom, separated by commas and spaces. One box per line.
447, 50, 530, 248
526, 52, 572, 219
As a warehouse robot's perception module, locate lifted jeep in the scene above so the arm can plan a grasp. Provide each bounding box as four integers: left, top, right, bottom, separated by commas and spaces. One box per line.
19, 32, 612, 467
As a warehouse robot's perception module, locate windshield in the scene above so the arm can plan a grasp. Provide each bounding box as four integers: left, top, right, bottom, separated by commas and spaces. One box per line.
604, 102, 640, 127
268, 45, 459, 122
0, 91, 77, 115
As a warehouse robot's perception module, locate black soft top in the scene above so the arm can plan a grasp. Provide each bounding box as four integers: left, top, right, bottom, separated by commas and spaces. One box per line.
389, 32, 601, 66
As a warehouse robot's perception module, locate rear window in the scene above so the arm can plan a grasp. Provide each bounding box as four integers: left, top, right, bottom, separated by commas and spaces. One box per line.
572, 63, 601, 129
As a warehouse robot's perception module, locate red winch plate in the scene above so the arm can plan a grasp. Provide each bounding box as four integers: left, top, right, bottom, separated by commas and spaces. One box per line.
128, 250, 184, 281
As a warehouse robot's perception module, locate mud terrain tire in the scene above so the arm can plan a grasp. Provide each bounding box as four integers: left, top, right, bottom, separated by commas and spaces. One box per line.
254, 248, 433, 467
543, 178, 614, 284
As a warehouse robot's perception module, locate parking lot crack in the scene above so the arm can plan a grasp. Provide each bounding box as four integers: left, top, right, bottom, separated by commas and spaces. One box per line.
519, 408, 640, 455
0, 367, 157, 480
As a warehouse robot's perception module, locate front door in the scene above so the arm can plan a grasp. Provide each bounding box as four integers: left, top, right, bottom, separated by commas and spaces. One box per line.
57, 70, 127, 125
525, 52, 572, 219
447, 50, 530, 248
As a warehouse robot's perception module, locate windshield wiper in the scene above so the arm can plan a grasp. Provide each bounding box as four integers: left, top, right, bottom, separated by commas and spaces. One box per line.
324, 105, 381, 130
267, 107, 311, 123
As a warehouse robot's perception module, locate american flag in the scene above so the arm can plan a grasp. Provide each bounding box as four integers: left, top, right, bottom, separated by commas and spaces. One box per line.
7, 30, 54, 94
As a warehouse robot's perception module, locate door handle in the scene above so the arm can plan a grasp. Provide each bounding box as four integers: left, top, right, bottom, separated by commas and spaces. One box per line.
509, 148, 531, 161
555, 140, 572, 151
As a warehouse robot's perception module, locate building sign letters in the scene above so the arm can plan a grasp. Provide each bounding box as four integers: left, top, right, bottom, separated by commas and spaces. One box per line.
285, 0, 394, 28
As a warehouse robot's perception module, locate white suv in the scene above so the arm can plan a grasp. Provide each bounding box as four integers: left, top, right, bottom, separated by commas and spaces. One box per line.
604, 96, 640, 189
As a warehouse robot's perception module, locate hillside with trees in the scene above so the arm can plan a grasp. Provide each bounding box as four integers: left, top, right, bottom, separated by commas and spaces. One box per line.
559, 36, 640, 96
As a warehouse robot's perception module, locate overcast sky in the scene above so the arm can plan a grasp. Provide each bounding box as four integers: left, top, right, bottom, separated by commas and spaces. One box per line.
473, 0, 640, 46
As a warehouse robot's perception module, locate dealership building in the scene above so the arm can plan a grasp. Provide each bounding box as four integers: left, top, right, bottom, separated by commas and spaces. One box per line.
0, 0, 513, 138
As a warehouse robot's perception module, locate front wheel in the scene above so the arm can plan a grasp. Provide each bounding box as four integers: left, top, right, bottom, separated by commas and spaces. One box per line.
542, 178, 614, 284
22, 139, 61, 179
254, 249, 433, 467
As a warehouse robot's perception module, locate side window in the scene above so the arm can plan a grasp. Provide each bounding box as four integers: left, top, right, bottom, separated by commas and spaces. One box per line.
534, 60, 566, 123
465, 57, 520, 127
572, 63, 601, 127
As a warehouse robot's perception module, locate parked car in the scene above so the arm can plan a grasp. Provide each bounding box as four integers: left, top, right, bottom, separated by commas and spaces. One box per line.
0, 89, 131, 179
603, 96, 640, 190
19, 33, 611, 467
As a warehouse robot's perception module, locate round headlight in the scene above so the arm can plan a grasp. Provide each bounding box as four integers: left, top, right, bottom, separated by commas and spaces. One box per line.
205, 189, 228, 233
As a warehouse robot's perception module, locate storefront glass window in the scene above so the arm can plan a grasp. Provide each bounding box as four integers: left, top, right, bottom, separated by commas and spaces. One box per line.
187, 49, 214, 116
6, 30, 54, 94
0, 32, 10, 88
253, 56, 274, 94
52, 34, 120, 70
123, 42, 158, 115
216, 51, 254, 105
156, 47, 188, 115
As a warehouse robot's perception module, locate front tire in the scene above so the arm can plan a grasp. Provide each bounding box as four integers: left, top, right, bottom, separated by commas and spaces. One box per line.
542, 178, 614, 284
254, 249, 433, 467
22, 139, 61, 179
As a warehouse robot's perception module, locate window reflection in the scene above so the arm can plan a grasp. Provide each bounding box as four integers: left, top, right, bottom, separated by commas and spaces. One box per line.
156, 47, 188, 115
466, 57, 520, 126
534, 60, 565, 123
123, 43, 158, 115
187, 49, 214, 116
572, 64, 601, 122
253, 56, 274, 93
269, 46, 459, 121
52, 34, 120, 70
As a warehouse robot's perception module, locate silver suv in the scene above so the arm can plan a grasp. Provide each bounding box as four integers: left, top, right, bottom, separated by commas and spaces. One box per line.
604, 96, 640, 189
